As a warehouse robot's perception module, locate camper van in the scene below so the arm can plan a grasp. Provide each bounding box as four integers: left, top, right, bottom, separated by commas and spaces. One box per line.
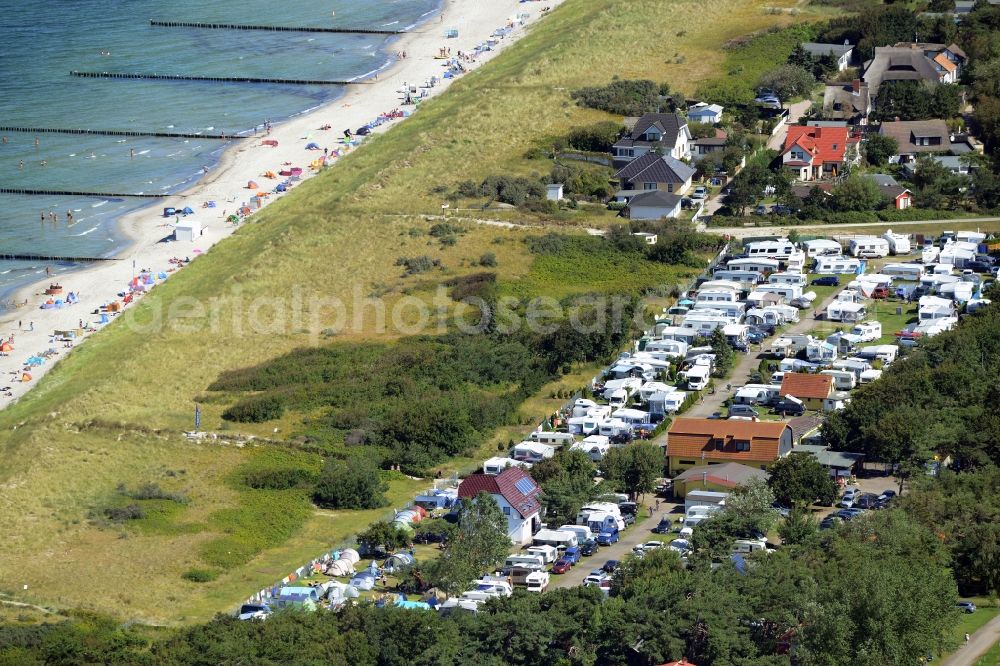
820, 369, 857, 391
505, 554, 546, 571
766, 334, 812, 358
679, 364, 711, 391
529, 431, 576, 447
525, 545, 559, 564
851, 321, 882, 342
643, 338, 688, 359
848, 237, 890, 258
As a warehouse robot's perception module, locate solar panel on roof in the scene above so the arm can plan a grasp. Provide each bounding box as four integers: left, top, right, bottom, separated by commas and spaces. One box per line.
514, 478, 536, 495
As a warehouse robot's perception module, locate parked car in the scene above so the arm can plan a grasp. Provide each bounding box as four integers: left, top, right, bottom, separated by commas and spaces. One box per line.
957, 601, 977, 613
598, 529, 621, 546
839, 490, 857, 509
622, 513, 636, 527
583, 572, 607, 587
729, 404, 760, 419
551, 558, 573, 574
772, 204, 794, 215
854, 493, 880, 509
580, 539, 599, 557
773, 397, 805, 417
641, 541, 665, 551
691, 186, 708, 200
871, 286, 890, 299
619, 501, 638, 516
238, 603, 271, 621
819, 516, 841, 530
652, 517, 674, 534
754, 204, 769, 215
563, 546, 581, 565
967, 260, 992, 274
747, 329, 767, 344
812, 276, 840, 287
601, 559, 619, 574
878, 489, 897, 501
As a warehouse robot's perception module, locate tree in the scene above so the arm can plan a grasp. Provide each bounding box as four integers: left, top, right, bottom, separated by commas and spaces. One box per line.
831, 174, 885, 212
973, 167, 1000, 209
602, 442, 663, 501
531, 450, 598, 526
708, 328, 734, 378
426, 492, 510, 594
778, 508, 819, 545
724, 477, 780, 535
313, 457, 389, 510
931, 83, 962, 119
356, 520, 410, 555
722, 162, 771, 216
863, 133, 898, 166
972, 96, 1000, 154
758, 65, 816, 106
872, 80, 931, 121
767, 455, 838, 507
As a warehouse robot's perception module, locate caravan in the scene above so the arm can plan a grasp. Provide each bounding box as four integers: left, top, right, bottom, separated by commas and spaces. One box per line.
754, 284, 804, 302
882, 230, 911, 255
802, 238, 843, 257
848, 237, 890, 258
529, 431, 576, 447
711, 269, 763, 286
745, 238, 796, 260
881, 263, 923, 281
814, 255, 862, 274
768, 272, 807, 286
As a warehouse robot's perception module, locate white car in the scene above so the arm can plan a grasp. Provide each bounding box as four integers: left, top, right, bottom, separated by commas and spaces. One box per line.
583, 572, 608, 587
669, 538, 691, 553
691, 186, 708, 200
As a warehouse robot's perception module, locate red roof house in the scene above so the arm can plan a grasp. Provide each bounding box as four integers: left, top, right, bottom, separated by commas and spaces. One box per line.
458, 466, 542, 545
781, 125, 860, 181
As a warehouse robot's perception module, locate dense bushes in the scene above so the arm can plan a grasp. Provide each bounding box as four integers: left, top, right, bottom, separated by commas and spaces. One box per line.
563, 121, 624, 152
550, 163, 613, 199
571, 79, 664, 116
221, 395, 285, 423
313, 458, 390, 510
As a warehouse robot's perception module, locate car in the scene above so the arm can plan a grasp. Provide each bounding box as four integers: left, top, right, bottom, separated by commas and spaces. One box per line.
563, 546, 581, 564
812, 276, 840, 287
772, 204, 794, 215
841, 508, 866, 519
619, 501, 638, 516
238, 603, 271, 621
708, 411, 723, 420
642, 541, 665, 551
601, 559, 619, 574
691, 186, 709, 200
551, 558, 573, 574
747, 330, 767, 344
819, 516, 841, 530
878, 489, 897, 501
967, 260, 992, 274
580, 539, 599, 557
597, 529, 620, 545
773, 398, 805, 417
871, 286, 890, 299
854, 494, 880, 510
772, 502, 791, 518
678, 526, 694, 538
839, 494, 856, 509
729, 404, 760, 419
957, 601, 977, 613
669, 538, 691, 553
583, 572, 608, 587
652, 517, 674, 534
622, 513, 636, 527
754, 204, 769, 215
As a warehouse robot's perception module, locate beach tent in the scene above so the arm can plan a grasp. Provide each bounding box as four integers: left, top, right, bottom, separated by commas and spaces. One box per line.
276, 183, 287, 192
66, 292, 78, 304
175, 220, 201, 242
157, 272, 167, 280
21, 373, 32, 382
163, 207, 176, 217
182, 206, 194, 215
290, 167, 303, 175
98, 313, 110, 324
0, 341, 13, 353
246, 180, 259, 189
25, 356, 44, 366
305, 142, 320, 150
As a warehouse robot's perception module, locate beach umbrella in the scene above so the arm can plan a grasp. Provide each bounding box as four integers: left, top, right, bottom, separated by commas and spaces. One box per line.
21, 373, 32, 382
246, 180, 259, 189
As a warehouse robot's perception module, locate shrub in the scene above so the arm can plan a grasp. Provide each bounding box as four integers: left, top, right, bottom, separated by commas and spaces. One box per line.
444, 272, 496, 301
481, 175, 545, 206
478, 252, 497, 268
243, 467, 317, 490
313, 457, 389, 510
564, 121, 624, 152
221, 395, 285, 423
394, 255, 440, 275
181, 568, 218, 583
104, 504, 145, 523
429, 222, 465, 238
571, 79, 662, 116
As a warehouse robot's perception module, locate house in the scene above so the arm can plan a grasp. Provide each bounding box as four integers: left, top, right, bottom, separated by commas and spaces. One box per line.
781, 125, 860, 181
665, 417, 793, 474
822, 80, 871, 125
623, 190, 683, 220
902, 154, 978, 177
671, 462, 769, 498
864, 174, 912, 209
779, 373, 835, 410
892, 42, 968, 80
688, 102, 724, 124
786, 414, 824, 445
791, 444, 864, 481
457, 466, 542, 545
878, 120, 951, 163
862, 46, 949, 96
802, 41, 854, 71
612, 113, 692, 167
690, 129, 729, 161
614, 153, 696, 197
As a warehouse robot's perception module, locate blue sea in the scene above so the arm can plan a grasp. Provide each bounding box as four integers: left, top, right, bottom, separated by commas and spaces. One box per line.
0, 0, 439, 304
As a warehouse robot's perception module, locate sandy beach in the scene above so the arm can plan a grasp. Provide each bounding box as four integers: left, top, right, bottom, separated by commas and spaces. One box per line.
0, 0, 562, 409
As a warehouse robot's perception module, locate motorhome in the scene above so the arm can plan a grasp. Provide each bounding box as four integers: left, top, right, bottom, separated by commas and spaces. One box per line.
647, 390, 687, 416
856, 344, 899, 365
881, 263, 923, 281
882, 230, 911, 255
820, 369, 857, 390
571, 434, 612, 460
566, 415, 605, 436
511, 441, 556, 462
504, 554, 546, 571
571, 398, 598, 417
731, 538, 769, 555
602, 377, 643, 401
598, 419, 632, 437
744, 238, 796, 260
851, 321, 882, 342
848, 236, 890, 258
768, 272, 807, 286
529, 431, 576, 447
638, 381, 674, 402
806, 339, 838, 363
802, 238, 843, 257
831, 357, 872, 379
642, 338, 688, 359
785, 249, 808, 273
826, 301, 867, 323
524, 571, 549, 593
698, 279, 743, 294
814, 255, 862, 274
679, 364, 710, 390
858, 368, 883, 384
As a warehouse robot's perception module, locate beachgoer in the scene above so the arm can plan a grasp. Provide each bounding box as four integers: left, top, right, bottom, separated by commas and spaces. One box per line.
29, 322, 33, 331
40, 212, 45, 223
40, 160, 46, 167
1, 137, 7, 144
66, 210, 73, 223
18, 320, 21, 330
46, 267, 50, 277
966, 633, 971, 643
129, 148, 134, 159
34, 137, 39, 148
19, 160, 23, 170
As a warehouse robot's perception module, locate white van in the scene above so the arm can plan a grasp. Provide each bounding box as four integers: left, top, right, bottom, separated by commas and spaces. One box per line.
680, 364, 711, 390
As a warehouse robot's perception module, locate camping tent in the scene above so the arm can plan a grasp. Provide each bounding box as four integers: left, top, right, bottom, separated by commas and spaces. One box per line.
350, 573, 376, 591
182, 206, 194, 215
21, 373, 32, 382
305, 142, 320, 150
324, 559, 355, 577
339, 548, 360, 564
163, 207, 176, 217
383, 552, 415, 572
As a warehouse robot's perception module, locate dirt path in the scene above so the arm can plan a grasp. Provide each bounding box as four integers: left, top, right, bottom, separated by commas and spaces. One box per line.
707, 216, 1000, 239
941, 614, 1000, 666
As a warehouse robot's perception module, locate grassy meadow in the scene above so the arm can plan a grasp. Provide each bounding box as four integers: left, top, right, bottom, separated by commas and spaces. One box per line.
0, 0, 827, 623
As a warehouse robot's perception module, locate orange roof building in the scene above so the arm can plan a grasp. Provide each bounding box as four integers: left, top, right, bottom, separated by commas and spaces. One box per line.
779, 373, 835, 409
781, 125, 860, 181
666, 417, 792, 474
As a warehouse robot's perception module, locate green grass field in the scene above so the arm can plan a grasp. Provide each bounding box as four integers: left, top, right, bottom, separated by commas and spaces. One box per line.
0, 0, 827, 624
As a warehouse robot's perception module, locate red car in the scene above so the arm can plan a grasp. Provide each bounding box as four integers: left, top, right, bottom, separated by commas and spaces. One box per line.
871, 286, 890, 299
551, 558, 573, 574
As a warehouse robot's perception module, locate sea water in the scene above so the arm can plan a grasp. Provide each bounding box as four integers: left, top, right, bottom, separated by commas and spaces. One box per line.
0, 0, 439, 303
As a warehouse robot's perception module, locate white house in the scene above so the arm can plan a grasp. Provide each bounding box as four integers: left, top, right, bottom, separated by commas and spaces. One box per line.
688, 102, 724, 124
623, 191, 683, 220
612, 112, 692, 166
458, 467, 542, 545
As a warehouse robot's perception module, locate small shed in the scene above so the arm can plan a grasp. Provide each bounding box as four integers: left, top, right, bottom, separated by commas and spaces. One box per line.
546, 183, 564, 201
175, 219, 201, 242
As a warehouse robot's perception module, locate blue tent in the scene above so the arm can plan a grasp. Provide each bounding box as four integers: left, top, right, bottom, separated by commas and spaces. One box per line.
98, 313, 110, 324
305, 142, 320, 150
157, 272, 167, 280
163, 207, 176, 217
276, 183, 287, 192
182, 206, 194, 215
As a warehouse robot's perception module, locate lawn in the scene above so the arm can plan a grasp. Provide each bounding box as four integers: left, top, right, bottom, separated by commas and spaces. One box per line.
0, 0, 829, 624
933, 605, 1000, 664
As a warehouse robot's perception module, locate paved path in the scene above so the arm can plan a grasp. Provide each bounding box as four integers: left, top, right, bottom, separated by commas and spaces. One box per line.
766, 100, 812, 151
941, 614, 1000, 666
548, 505, 678, 590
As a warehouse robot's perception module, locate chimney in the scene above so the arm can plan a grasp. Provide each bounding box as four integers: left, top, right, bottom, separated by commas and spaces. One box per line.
851, 79, 861, 95
814, 127, 822, 138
